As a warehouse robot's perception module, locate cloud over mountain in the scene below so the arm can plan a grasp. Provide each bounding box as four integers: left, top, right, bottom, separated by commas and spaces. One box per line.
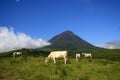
0, 27, 50, 52
96, 40, 120, 49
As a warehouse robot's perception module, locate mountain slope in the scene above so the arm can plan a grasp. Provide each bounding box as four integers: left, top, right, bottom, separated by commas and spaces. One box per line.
41, 30, 102, 52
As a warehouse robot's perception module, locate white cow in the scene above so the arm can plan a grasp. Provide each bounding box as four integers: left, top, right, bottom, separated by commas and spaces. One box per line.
13, 52, 22, 58
82, 53, 92, 59
76, 53, 80, 62
45, 51, 68, 64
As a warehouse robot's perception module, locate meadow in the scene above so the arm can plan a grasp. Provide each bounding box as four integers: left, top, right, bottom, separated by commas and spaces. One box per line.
0, 55, 120, 80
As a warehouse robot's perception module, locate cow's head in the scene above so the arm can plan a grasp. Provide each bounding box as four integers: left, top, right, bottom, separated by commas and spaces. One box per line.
45, 57, 49, 63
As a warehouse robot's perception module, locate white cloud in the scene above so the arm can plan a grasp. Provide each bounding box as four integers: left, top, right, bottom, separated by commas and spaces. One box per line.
0, 27, 50, 53
96, 40, 120, 49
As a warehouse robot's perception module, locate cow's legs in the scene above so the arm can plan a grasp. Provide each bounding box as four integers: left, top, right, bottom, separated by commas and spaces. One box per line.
76, 58, 78, 62
64, 58, 68, 64
53, 58, 56, 63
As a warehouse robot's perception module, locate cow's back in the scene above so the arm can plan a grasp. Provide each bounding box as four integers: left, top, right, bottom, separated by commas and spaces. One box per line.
49, 51, 67, 58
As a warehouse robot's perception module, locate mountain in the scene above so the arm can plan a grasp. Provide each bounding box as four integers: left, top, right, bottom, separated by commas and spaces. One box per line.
41, 30, 103, 53
0, 30, 103, 57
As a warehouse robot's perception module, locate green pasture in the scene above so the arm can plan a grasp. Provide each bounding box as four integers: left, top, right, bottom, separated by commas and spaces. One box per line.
92, 49, 120, 61
0, 56, 120, 80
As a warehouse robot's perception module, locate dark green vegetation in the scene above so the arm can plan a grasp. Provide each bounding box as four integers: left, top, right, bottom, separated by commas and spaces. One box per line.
93, 49, 120, 61
0, 48, 120, 61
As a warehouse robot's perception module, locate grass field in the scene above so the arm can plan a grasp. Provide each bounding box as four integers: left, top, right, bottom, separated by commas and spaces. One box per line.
0, 56, 120, 80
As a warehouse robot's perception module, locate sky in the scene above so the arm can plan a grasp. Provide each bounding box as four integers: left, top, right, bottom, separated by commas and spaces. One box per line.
0, 0, 120, 52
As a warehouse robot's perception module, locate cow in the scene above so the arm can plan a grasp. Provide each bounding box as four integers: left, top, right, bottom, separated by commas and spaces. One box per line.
76, 53, 80, 62
45, 51, 68, 64
82, 53, 92, 59
13, 52, 22, 58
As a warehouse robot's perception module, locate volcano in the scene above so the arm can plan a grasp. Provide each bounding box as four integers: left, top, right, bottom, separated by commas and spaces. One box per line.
42, 30, 102, 52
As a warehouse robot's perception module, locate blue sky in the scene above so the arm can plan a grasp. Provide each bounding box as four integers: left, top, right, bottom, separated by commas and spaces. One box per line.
0, 0, 120, 52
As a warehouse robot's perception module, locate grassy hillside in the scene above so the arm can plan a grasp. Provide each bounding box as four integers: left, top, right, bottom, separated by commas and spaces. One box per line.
92, 49, 120, 61
0, 48, 50, 58
0, 56, 120, 80
1, 49, 120, 60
